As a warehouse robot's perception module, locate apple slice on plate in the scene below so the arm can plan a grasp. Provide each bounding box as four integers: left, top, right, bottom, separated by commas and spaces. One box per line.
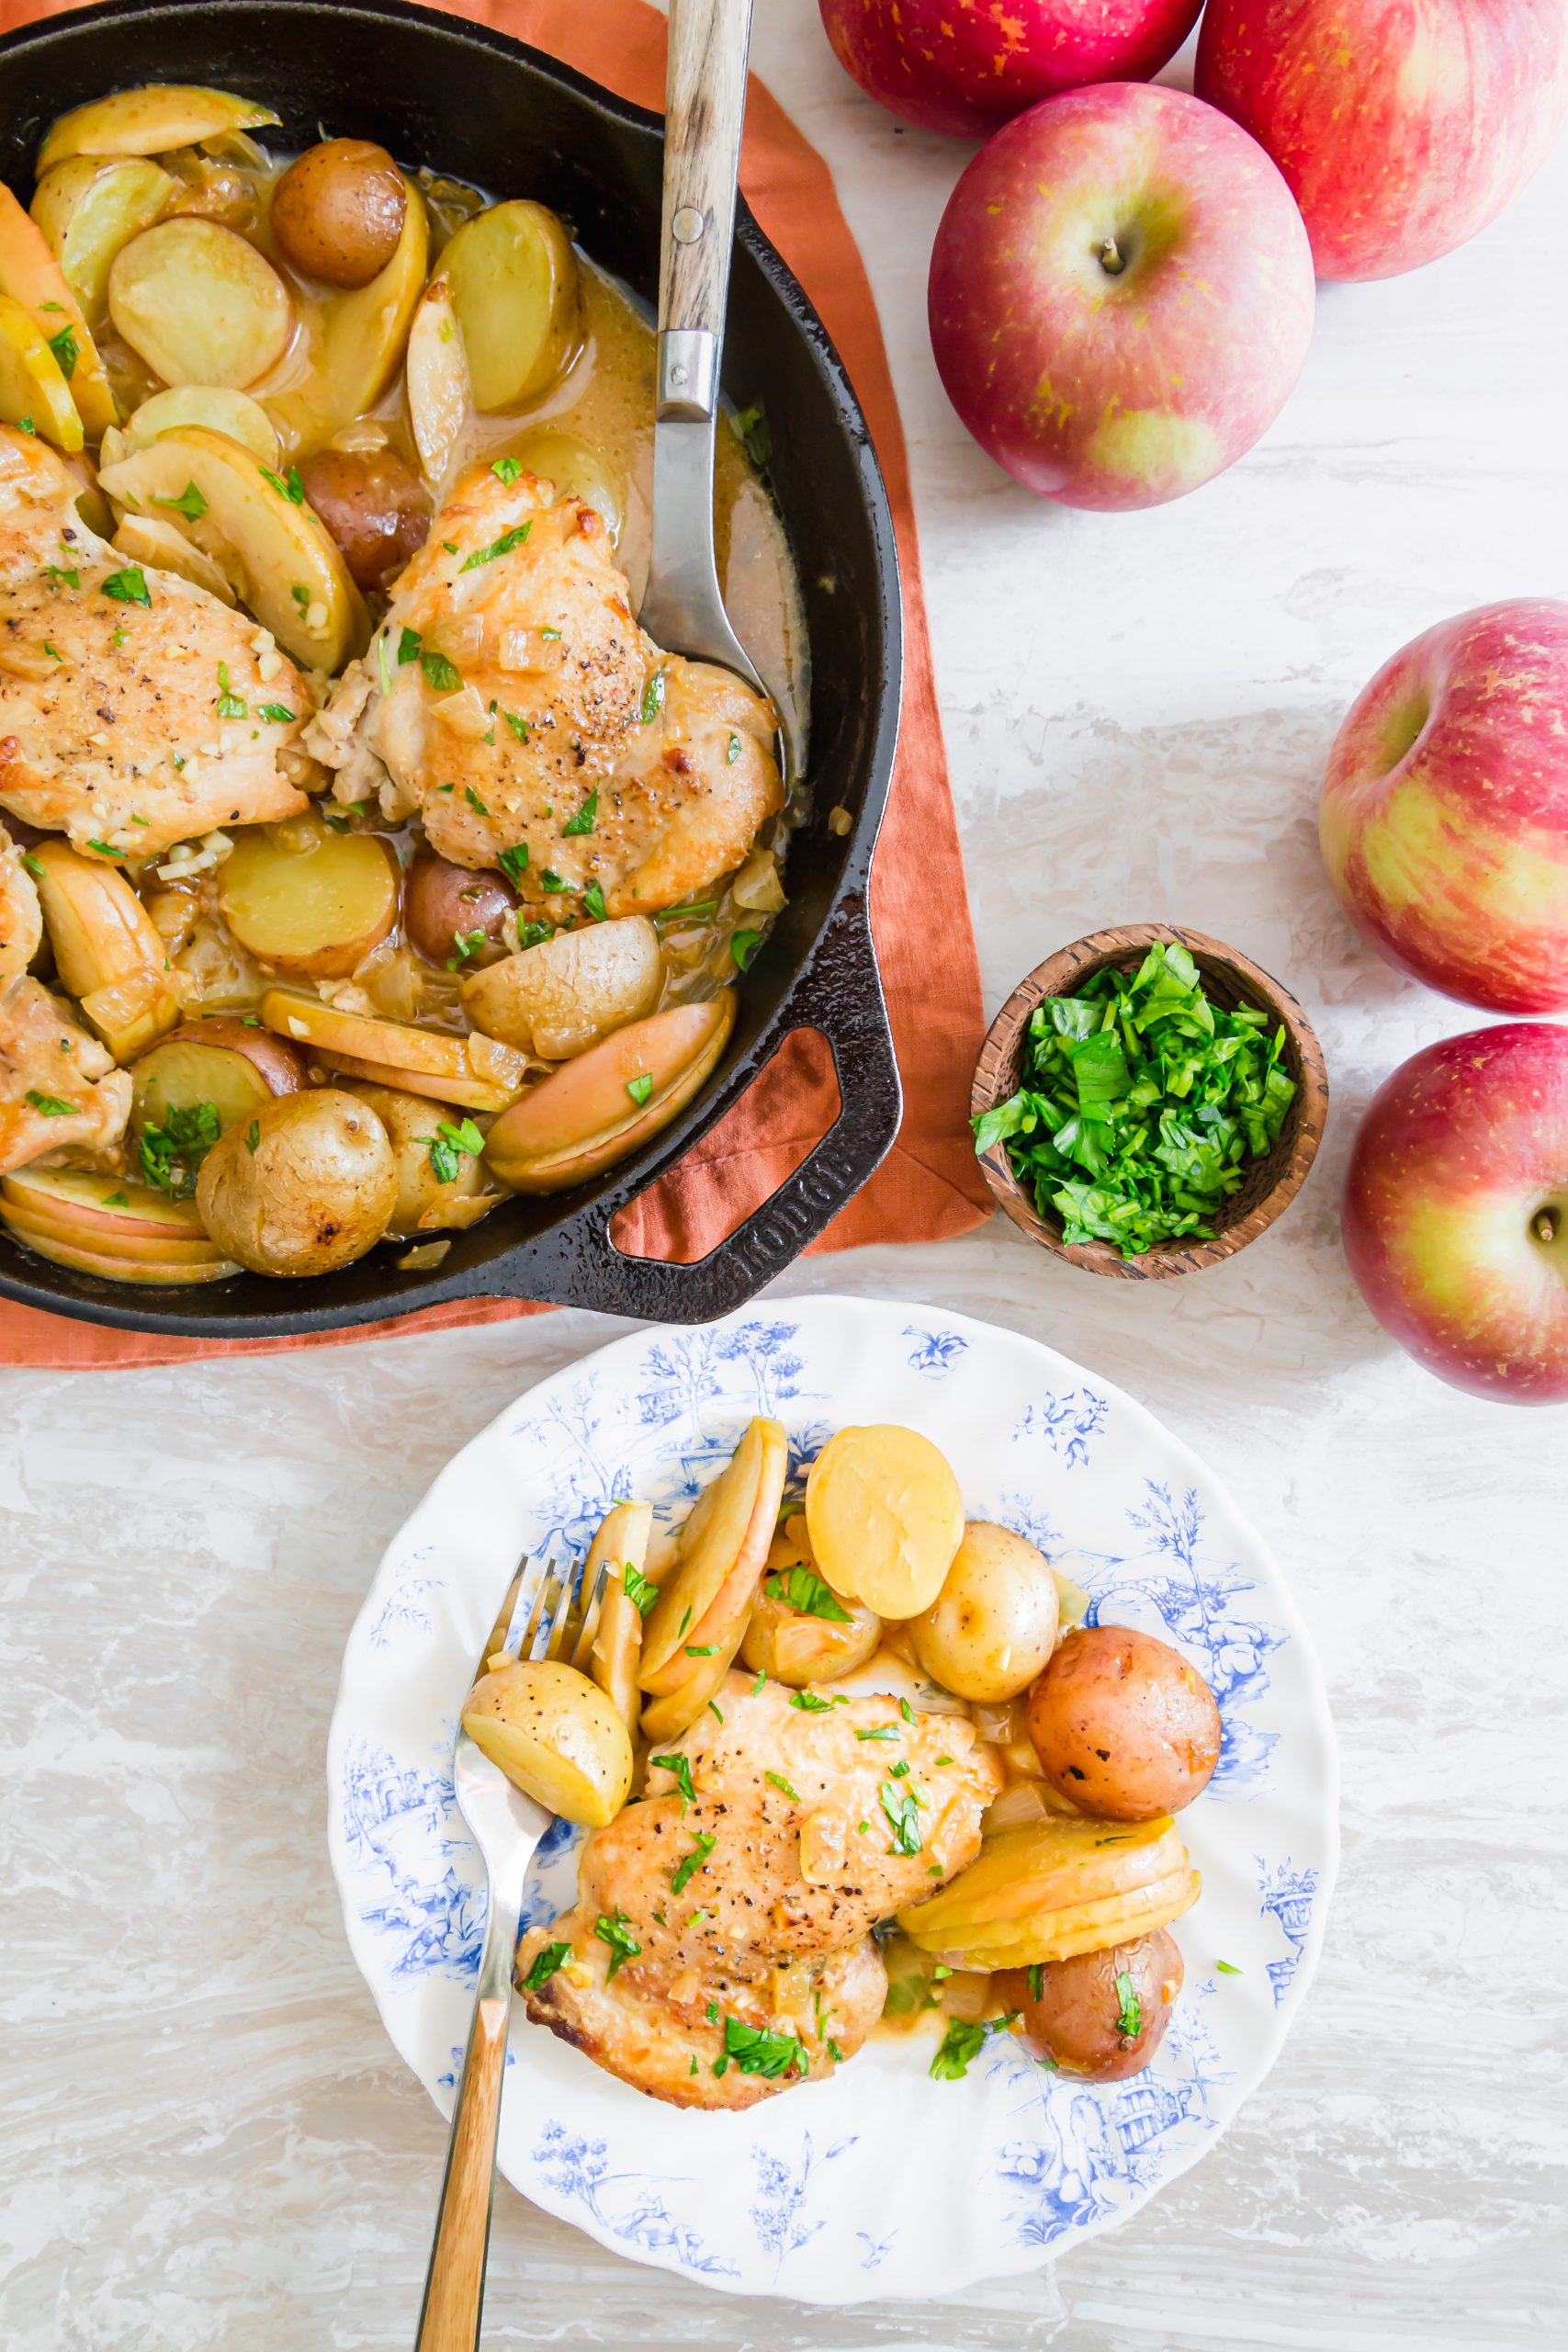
639, 1416, 788, 1698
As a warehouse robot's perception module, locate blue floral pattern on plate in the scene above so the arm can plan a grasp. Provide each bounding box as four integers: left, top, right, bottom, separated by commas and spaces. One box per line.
326, 1297, 1337, 2304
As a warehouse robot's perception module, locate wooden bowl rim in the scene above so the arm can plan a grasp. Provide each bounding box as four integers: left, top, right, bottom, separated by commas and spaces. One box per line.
969, 922, 1330, 1281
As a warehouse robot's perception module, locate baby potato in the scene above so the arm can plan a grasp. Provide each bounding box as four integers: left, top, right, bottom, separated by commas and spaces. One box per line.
270, 139, 408, 289
462, 1657, 632, 1827
804, 1424, 964, 1620
997, 1928, 1185, 2082
1028, 1626, 1223, 1823
343, 1080, 502, 1238
296, 443, 431, 589
218, 813, 399, 978
739, 1515, 882, 1686
460, 917, 662, 1058
909, 1521, 1059, 1704
131, 1017, 307, 1136
108, 217, 292, 388
195, 1085, 396, 1277
402, 849, 515, 971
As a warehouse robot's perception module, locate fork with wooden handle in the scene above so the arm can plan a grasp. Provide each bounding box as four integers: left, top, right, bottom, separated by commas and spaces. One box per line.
413, 1546, 610, 2352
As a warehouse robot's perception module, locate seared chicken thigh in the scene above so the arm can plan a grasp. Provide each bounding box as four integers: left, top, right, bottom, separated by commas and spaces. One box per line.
308, 462, 783, 917
0, 426, 313, 860
0, 976, 130, 1174
518, 1675, 1000, 2110
0, 823, 39, 990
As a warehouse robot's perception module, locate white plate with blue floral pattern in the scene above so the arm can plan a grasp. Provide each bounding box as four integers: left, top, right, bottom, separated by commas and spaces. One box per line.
327, 1295, 1336, 2304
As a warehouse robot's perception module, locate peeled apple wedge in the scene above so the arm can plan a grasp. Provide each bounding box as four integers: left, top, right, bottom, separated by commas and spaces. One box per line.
805, 1424, 964, 1618
0, 183, 117, 438
38, 85, 281, 174
586, 1498, 654, 1736
918, 1871, 1203, 1972
265, 179, 428, 458
111, 512, 237, 602
29, 156, 177, 326
482, 993, 736, 1194
510, 428, 624, 542
30, 840, 184, 1060
121, 384, 280, 468
461, 1657, 632, 1828
441, 198, 581, 412
97, 424, 367, 672
0, 293, 82, 451
260, 988, 528, 1114
639, 1416, 788, 1690
404, 274, 469, 488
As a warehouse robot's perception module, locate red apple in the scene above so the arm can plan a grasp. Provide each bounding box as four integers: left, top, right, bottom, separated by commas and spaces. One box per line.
1342, 1024, 1568, 1402
927, 85, 1315, 511
1196, 0, 1568, 281
1320, 601, 1568, 1015
817, 0, 1203, 137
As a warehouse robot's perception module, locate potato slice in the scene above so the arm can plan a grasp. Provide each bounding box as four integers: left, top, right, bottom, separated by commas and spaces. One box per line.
38, 85, 281, 174
441, 199, 581, 413
0, 184, 117, 438
640, 1417, 788, 1687
405, 275, 469, 489
130, 1017, 307, 1140
511, 428, 624, 543
265, 179, 428, 458
805, 1425, 964, 1618
586, 1499, 653, 1736
461, 917, 662, 1060
124, 384, 279, 466
108, 218, 292, 390
97, 424, 368, 671
112, 511, 236, 602
461, 1657, 632, 1827
740, 1519, 883, 1687
260, 987, 529, 1111
218, 812, 399, 978
30, 157, 176, 326
342, 1080, 502, 1238
482, 993, 735, 1194
0, 293, 82, 451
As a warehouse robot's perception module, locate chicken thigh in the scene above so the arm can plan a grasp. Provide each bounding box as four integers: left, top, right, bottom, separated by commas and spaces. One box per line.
306, 462, 783, 919
0, 425, 313, 860
517, 1675, 1001, 2110
0, 975, 130, 1175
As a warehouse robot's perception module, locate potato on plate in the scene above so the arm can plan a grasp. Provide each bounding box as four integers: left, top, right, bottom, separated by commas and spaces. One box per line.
461, 917, 661, 1058
37, 85, 281, 175
462, 1656, 632, 1827
441, 198, 581, 412
270, 139, 408, 289
218, 812, 399, 978
195, 1085, 397, 1276
909, 1521, 1059, 1703
108, 216, 293, 389
1027, 1625, 1222, 1822
739, 1513, 882, 1686
996, 1928, 1185, 2082
805, 1423, 964, 1619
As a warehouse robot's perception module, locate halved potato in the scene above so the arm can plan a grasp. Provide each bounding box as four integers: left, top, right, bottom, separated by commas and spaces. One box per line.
123, 383, 279, 466
461, 917, 662, 1059
266, 178, 428, 458
130, 1017, 307, 1138
108, 218, 292, 389
218, 813, 399, 978
38, 85, 281, 175
0, 293, 81, 451
441, 199, 581, 413
405, 274, 468, 487
640, 1417, 788, 1689
97, 424, 368, 670
0, 184, 117, 437
111, 511, 236, 601
587, 1499, 654, 1736
511, 427, 623, 542
482, 993, 735, 1193
342, 1079, 502, 1238
461, 1657, 632, 1827
805, 1425, 964, 1619
260, 988, 529, 1112
30, 157, 176, 327
30, 839, 184, 1060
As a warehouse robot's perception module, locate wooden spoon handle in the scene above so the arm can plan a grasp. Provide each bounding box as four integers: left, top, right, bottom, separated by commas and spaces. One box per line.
414, 1884, 521, 2351
659, 0, 755, 356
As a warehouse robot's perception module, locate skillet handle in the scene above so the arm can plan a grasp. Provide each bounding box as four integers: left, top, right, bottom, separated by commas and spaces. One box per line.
496, 897, 902, 1323
659, 0, 755, 382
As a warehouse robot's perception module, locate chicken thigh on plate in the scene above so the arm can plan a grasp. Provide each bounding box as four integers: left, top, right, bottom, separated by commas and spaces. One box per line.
517, 1675, 1001, 2111
307, 461, 784, 918
0, 425, 314, 861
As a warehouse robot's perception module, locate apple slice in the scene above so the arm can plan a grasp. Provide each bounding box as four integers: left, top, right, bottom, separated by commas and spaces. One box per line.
0, 293, 82, 451
585, 1499, 654, 1736
0, 1222, 238, 1284
37, 85, 281, 174
639, 1417, 788, 1690
482, 996, 736, 1195
0, 1166, 236, 1277
111, 512, 237, 603
31, 840, 186, 1060
261, 988, 528, 1111
265, 181, 428, 458
29, 156, 177, 326
313, 1047, 514, 1115
2, 1196, 223, 1268
0, 184, 117, 438
405, 275, 469, 489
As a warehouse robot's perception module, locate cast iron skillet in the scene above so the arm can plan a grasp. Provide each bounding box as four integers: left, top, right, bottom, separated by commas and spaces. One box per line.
0, 0, 904, 1335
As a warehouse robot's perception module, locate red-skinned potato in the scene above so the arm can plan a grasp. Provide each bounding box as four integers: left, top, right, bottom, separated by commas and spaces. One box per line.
130, 1017, 307, 1136
1027, 1625, 1222, 1821
270, 139, 408, 288
996, 1928, 1184, 2080
402, 850, 515, 970
296, 444, 431, 590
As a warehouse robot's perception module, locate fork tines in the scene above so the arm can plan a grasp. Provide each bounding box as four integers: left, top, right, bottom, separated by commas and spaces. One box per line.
488, 1543, 610, 1677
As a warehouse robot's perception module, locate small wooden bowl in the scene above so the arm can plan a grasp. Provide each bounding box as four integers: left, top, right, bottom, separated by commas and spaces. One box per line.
970, 923, 1329, 1281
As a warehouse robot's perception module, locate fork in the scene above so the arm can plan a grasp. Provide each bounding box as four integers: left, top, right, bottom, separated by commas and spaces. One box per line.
413, 1544, 610, 2352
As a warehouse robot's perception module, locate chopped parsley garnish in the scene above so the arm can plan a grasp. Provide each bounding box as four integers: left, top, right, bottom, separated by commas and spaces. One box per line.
973, 939, 1298, 1259
291, 582, 310, 611
214, 662, 246, 719
24, 1088, 73, 1116
421, 1117, 484, 1183
20, 853, 42, 877
260, 463, 305, 503
826, 2037, 845, 2064
650, 1752, 695, 1809
499, 707, 529, 745
516, 919, 553, 950
138, 1100, 220, 1195
731, 928, 761, 973
244, 1120, 260, 1155
888, 1758, 910, 1778
1215, 1960, 1242, 1975
491, 455, 521, 484
43, 564, 78, 591
85, 839, 118, 856
727, 731, 741, 764
460, 521, 531, 570
16, 414, 32, 434
929, 2019, 988, 2082
618, 1562, 657, 1620
540, 626, 561, 641
765, 1565, 850, 1622
878, 1779, 921, 1856
522, 1939, 570, 1990
683, 1643, 717, 1657
561, 789, 597, 838
671, 1831, 716, 1895
788, 1690, 846, 1713
707, 1700, 724, 1723
464, 785, 489, 815
419, 647, 462, 692
497, 842, 529, 886
397, 625, 422, 663
42, 644, 61, 662
103, 1191, 129, 1206
593, 1910, 640, 1980
854, 1726, 898, 1741
257, 702, 296, 724
721, 2015, 809, 2079
45, 324, 77, 379
763, 1770, 800, 1803
899, 1698, 915, 1724
100, 566, 150, 606
626, 1073, 653, 1108
1113, 1972, 1143, 2040
1027, 1963, 1044, 2003
678, 1605, 693, 1637
750, 1668, 767, 1695
733, 401, 772, 467
153, 480, 207, 523
582, 879, 607, 922
639, 667, 666, 723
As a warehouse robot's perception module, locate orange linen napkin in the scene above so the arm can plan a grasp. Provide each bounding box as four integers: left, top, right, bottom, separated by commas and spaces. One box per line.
0, 0, 988, 1367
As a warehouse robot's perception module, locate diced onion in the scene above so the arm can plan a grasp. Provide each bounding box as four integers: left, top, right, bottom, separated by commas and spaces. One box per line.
731, 847, 785, 913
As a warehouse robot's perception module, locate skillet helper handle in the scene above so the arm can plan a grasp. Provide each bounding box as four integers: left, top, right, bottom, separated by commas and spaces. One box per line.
658, 0, 755, 418
413, 1874, 523, 2352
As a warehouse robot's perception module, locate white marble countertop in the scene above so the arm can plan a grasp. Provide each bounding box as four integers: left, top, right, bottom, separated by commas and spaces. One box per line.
4, 6, 1566, 2346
